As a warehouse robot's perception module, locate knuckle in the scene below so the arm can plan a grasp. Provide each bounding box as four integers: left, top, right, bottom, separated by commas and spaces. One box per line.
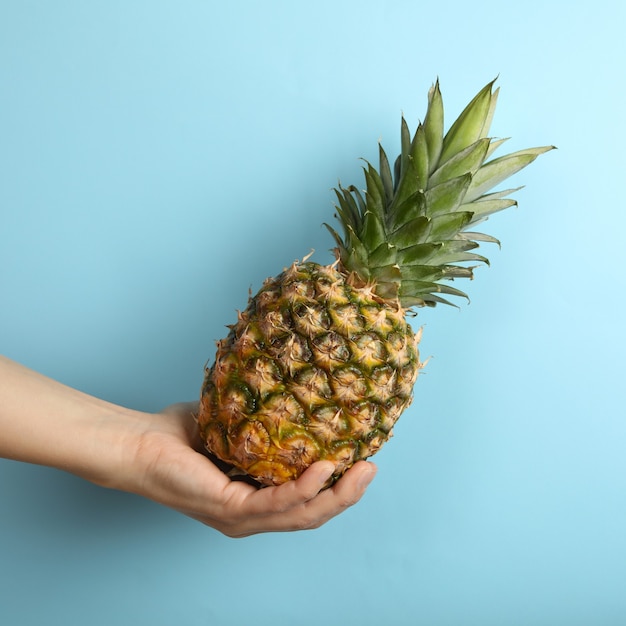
341, 493, 360, 508
292, 515, 323, 532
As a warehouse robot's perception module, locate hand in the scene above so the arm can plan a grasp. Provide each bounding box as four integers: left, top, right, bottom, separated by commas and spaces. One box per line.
121, 403, 378, 537
0, 356, 377, 537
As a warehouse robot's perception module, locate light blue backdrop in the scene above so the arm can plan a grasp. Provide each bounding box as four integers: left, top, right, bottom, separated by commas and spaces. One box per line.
1, 1, 625, 624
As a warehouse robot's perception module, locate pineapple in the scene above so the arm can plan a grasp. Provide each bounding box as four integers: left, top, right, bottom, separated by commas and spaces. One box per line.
197, 79, 553, 486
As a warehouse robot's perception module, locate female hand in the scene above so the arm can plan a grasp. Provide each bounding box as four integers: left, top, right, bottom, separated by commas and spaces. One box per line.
0, 357, 377, 537
125, 403, 377, 537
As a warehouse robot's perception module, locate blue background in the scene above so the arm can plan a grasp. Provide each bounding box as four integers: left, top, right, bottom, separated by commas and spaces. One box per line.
1, 1, 625, 624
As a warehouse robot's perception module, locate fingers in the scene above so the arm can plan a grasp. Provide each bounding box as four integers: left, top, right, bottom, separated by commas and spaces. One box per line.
132, 408, 376, 537
326, 460, 377, 508
261, 461, 337, 513
220, 461, 377, 537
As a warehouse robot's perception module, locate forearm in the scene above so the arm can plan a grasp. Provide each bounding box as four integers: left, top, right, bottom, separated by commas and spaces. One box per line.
0, 355, 141, 486
0, 356, 377, 536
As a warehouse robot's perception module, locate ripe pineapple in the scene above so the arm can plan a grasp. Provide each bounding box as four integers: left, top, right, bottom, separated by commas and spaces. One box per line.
198, 79, 553, 486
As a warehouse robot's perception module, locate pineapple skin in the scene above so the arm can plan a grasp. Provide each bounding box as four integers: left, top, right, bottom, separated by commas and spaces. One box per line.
198, 261, 422, 486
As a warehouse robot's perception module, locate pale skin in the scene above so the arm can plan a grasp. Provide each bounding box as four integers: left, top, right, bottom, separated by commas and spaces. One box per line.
0, 355, 377, 537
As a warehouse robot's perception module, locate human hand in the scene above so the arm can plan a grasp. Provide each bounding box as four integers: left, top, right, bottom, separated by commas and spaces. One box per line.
121, 402, 378, 537
0, 356, 376, 537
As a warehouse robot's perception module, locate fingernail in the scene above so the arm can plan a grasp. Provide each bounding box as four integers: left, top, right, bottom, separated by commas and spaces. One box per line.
318, 461, 335, 485
357, 465, 377, 490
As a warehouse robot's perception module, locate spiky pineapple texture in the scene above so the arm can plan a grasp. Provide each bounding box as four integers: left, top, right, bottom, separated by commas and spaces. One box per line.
198, 79, 553, 486
199, 261, 422, 486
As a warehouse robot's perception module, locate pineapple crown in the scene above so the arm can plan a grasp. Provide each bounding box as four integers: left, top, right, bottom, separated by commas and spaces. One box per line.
325, 79, 554, 309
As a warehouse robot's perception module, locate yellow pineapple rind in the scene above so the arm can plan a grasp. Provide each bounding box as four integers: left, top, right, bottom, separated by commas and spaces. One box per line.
197, 260, 423, 486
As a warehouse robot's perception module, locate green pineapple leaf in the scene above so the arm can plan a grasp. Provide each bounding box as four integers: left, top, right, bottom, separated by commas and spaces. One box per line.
464, 197, 517, 223
378, 144, 394, 206
423, 79, 444, 172
330, 78, 554, 308
387, 190, 427, 232
368, 242, 397, 267
389, 216, 432, 247
410, 123, 429, 191
392, 156, 421, 212
480, 86, 500, 138
465, 145, 555, 203
428, 138, 490, 188
457, 231, 501, 246
428, 211, 473, 240
399, 116, 412, 181
439, 80, 496, 165
424, 174, 473, 216
363, 162, 387, 219
396, 242, 443, 265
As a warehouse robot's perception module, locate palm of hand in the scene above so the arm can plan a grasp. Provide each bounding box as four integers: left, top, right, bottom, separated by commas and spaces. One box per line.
127, 402, 376, 537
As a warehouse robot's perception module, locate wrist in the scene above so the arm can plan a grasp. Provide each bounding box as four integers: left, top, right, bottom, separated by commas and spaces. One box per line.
0, 356, 148, 488
71, 403, 151, 491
